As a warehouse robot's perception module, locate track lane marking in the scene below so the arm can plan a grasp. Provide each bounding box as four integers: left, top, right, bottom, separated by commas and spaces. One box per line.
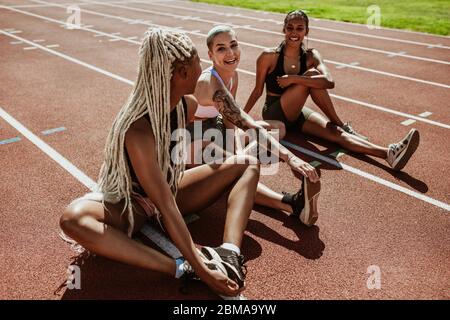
4, 2, 449, 89
139, 0, 450, 49
2, 6, 450, 130
0, 30, 448, 213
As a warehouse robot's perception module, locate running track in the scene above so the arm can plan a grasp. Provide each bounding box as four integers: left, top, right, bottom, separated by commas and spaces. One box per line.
0, 0, 449, 300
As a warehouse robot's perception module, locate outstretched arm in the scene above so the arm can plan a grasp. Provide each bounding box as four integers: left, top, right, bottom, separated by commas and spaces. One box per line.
213, 87, 319, 182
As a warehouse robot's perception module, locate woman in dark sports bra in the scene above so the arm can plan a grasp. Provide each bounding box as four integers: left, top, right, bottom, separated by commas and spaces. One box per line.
59, 28, 256, 297
245, 10, 420, 171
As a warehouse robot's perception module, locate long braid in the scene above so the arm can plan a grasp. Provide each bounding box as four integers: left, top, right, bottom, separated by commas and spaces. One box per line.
97, 28, 193, 237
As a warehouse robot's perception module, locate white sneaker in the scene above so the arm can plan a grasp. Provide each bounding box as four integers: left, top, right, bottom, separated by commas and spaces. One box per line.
299, 177, 321, 227
386, 129, 420, 171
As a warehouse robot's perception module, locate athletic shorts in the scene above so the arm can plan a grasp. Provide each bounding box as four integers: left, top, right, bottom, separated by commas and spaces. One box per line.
79, 191, 157, 219
186, 115, 226, 144
262, 95, 314, 131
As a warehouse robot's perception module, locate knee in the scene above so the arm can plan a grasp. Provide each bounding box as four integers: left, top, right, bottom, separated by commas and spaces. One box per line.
227, 155, 260, 173
331, 124, 355, 146
60, 200, 92, 236
270, 121, 286, 140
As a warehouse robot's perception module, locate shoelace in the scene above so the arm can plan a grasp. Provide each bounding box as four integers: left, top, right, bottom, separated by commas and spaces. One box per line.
221, 252, 247, 278
391, 140, 407, 154
343, 122, 356, 134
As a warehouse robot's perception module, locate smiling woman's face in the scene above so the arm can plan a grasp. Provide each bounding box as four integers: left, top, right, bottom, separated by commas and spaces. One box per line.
208, 31, 241, 71
283, 17, 308, 47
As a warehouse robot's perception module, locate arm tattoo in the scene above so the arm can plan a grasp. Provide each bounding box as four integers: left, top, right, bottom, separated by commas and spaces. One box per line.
213, 89, 250, 130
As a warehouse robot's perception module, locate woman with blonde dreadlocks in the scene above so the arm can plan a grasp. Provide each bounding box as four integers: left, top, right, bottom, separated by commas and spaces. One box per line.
60, 28, 259, 297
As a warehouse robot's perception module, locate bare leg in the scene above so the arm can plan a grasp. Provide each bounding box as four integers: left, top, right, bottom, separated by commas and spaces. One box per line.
309, 87, 344, 127
302, 112, 388, 158
279, 84, 310, 122
176, 155, 260, 248
304, 68, 345, 126
189, 128, 292, 215
60, 198, 176, 275
254, 183, 292, 213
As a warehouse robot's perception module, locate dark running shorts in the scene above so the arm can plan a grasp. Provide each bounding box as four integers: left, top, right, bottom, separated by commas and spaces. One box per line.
262, 95, 314, 131
185, 115, 226, 143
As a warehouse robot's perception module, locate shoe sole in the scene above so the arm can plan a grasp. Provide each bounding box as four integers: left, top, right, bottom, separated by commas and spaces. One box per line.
299, 178, 321, 226
392, 129, 420, 171
201, 247, 245, 288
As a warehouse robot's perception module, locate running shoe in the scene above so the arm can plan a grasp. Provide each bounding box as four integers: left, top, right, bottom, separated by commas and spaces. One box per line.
386, 129, 420, 171
299, 177, 321, 226
342, 122, 368, 141
201, 246, 246, 289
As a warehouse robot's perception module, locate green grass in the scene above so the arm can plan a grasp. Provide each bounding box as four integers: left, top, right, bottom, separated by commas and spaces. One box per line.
191, 0, 450, 35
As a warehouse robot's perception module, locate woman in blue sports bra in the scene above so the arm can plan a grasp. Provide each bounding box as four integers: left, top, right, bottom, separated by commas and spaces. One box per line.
244, 10, 420, 172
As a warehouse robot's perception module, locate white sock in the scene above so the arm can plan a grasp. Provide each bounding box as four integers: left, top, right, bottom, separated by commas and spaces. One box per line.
221, 242, 241, 255
174, 258, 186, 279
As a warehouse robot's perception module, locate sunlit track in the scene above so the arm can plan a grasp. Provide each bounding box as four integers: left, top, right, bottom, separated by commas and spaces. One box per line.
1, 0, 449, 300
2, 4, 449, 128
139, 0, 450, 50
1, 29, 448, 211
18, 0, 450, 89
70, 0, 450, 65
169, 0, 450, 40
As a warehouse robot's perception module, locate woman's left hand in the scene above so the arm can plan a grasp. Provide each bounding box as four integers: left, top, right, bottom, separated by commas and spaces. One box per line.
288, 155, 320, 183
276, 75, 293, 88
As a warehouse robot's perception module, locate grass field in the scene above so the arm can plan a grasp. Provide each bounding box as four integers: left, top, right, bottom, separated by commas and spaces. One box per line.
192, 0, 450, 35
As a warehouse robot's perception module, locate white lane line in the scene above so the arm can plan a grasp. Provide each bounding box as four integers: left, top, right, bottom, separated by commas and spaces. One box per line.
387, 51, 407, 58
2, 0, 147, 8
336, 62, 359, 69
143, 0, 450, 49
0, 106, 240, 301
46, 44, 59, 48
11, 2, 448, 89
1, 30, 448, 213
77, 0, 450, 65
10, 41, 23, 44
329, 94, 450, 129
23, 46, 37, 50
33, 39, 45, 42
280, 140, 450, 212
1, 8, 449, 129
419, 111, 433, 118
0, 31, 134, 86
401, 119, 416, 126
0, 107, 96, 191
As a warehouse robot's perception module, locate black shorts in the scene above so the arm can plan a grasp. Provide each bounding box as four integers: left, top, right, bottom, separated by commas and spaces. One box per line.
185, 115, 226, 144
262, 95, 314, 131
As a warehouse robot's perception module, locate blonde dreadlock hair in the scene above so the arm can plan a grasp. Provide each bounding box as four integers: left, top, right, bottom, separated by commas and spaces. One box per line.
97, 28, 195, 237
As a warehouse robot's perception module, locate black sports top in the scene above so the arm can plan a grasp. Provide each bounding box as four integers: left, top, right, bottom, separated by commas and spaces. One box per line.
265, 44, 308, 95
125, 96, 188, 193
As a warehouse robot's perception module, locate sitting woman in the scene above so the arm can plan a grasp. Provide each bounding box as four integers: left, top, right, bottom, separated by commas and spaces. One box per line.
59, 28, 260, 297
244, 10, 419, 171
187, 25, 321, 227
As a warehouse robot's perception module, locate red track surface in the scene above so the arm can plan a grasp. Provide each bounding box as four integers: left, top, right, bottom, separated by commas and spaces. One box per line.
1, 0, 449, 300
